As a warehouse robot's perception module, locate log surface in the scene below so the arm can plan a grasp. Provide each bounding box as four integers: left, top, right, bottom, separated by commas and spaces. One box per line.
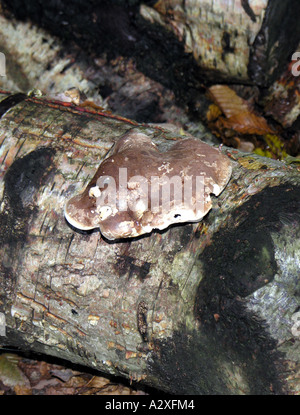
0, 92, 299, 394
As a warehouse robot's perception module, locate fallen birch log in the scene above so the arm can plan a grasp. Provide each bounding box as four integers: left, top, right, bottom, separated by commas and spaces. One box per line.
0, 92, 299, 394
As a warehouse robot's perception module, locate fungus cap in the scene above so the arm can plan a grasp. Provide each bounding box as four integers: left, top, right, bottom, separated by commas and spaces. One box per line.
64, 130, 232, 240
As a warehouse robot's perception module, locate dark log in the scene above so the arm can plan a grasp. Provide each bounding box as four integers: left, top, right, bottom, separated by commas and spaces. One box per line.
0, 92, 299, 394
2, 0, 300, 90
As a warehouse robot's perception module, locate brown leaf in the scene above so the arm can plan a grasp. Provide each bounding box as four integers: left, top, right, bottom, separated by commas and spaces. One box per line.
208, 85, 274, 135
14, 384, 32, 395
83, 375, 110, 389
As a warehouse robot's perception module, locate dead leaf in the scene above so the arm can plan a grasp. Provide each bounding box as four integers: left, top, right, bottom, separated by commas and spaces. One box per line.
84, 375, 110, 389
208, 85, 274, 135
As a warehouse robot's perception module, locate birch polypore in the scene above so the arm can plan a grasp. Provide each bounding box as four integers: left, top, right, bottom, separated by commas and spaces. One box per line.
65, 129, 232, 239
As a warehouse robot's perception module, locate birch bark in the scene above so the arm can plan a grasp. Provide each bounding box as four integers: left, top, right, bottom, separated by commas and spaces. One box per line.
0, 93, 299, 394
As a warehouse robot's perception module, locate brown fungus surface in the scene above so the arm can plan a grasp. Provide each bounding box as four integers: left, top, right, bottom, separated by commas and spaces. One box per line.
64, 130, 232, 240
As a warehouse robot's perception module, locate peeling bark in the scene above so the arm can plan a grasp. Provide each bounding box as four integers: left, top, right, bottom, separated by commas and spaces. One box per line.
0, 92, 299, 394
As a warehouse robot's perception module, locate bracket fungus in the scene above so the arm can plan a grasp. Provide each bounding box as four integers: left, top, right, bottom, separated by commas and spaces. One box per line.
64, 130, 232, 240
